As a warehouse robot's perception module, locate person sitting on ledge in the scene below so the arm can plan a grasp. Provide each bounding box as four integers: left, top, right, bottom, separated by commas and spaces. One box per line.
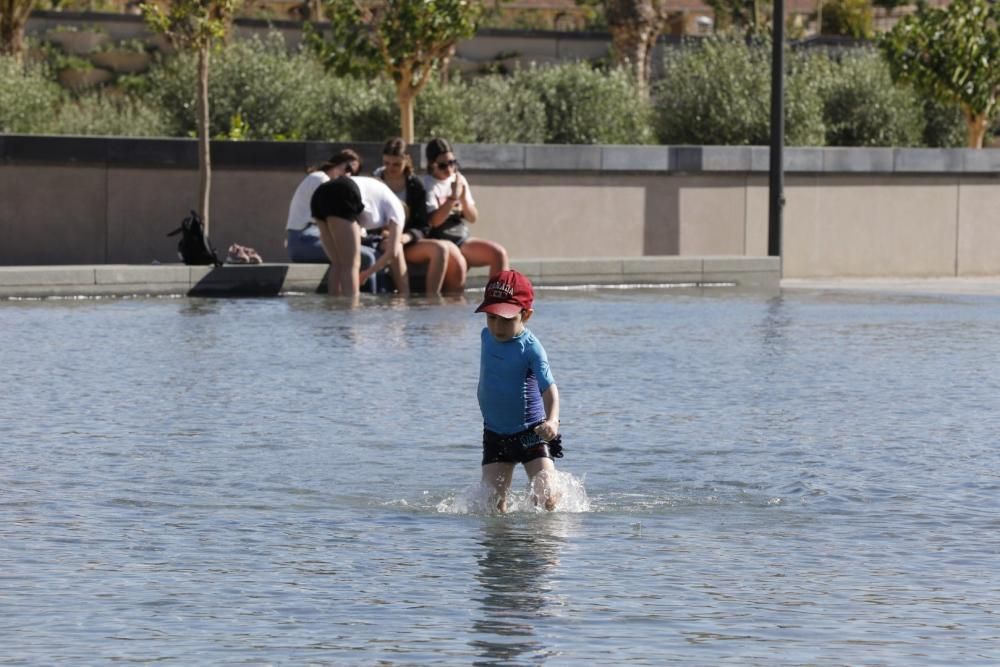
374, 137, 466, 295
424, 137, 508, 279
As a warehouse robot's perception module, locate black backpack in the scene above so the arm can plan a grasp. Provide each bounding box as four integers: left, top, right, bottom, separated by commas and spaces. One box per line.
167, 210, 222, 266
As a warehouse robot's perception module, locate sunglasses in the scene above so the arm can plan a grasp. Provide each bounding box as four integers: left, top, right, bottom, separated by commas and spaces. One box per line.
434, 159, 458, 170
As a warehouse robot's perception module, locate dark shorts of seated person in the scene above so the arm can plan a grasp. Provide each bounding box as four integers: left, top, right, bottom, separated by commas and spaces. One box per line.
482, 424, 564, 466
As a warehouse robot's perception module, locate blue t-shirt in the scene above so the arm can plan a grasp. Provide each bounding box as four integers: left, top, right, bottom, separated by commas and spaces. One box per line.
478, 327, 555, 435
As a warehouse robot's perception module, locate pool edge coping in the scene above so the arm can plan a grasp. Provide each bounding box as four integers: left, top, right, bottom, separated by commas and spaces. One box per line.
0, 256, 780, 298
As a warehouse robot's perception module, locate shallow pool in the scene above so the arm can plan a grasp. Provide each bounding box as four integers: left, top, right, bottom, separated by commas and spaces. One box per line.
2, 288, 998, 665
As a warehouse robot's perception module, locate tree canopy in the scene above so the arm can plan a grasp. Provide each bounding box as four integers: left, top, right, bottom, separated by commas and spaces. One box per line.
881, 0, 1000, 148
310, 0, 484, 143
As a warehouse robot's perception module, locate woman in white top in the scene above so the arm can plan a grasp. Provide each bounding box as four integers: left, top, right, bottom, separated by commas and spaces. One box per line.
285, 150, 362, 262
310, 174, 408, 298
374, 137, 467, 295
423, 138, 509, 278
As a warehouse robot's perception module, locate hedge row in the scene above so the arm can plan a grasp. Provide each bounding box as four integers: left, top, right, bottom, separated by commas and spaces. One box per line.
0, 34, 966, 147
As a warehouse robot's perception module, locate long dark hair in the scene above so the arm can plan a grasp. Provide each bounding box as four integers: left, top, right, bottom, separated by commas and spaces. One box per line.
382, 137, 413, 177
310, 148, 361, 175
424, 137, 453, 172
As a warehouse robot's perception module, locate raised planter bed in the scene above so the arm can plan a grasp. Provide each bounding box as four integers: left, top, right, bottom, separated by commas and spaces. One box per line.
45, 28, 109, 55
91, 49, 151, 73
57, 66, 114, 90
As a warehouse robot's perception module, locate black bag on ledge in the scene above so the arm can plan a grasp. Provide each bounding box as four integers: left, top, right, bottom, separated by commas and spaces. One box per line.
167, 210, 222, 267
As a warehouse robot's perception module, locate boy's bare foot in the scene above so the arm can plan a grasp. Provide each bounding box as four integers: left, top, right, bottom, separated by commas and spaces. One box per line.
545, 494, 559, 512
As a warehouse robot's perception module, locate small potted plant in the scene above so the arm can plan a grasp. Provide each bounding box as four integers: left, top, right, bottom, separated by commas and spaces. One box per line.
91, 39, 152, 74
45, 24, 110, 56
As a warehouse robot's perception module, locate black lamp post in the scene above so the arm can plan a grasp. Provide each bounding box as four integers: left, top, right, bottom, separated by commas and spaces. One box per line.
768, 0, 785, 258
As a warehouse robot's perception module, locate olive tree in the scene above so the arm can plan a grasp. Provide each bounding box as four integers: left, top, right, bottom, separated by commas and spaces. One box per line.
704, 0, 766, 34
881, 0, 1000, 148
1, 0, 35, 57
141, 0, 241, 231
602, 0, 671, 96
309, 0, 483, 143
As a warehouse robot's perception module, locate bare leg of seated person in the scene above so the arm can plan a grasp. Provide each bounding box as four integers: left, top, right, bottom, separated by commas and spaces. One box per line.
460, 238, 509, 278
403, 239, 448, 295
386, 243, 410, 297
442, 243, 468, 294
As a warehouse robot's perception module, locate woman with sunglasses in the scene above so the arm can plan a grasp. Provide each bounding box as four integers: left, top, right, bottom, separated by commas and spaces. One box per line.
285, 149, 381, 293
424, 138, 509, 278
374, 138, 467, 295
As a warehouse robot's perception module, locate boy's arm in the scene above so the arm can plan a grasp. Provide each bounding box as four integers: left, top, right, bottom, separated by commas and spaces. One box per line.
535, 384, 560, 442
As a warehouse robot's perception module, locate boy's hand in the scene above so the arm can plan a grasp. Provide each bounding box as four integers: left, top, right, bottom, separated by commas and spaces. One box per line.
534, 419, 559, 442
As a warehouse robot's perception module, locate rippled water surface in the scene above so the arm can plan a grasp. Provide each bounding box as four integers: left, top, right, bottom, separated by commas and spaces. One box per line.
2, 288, 998, 665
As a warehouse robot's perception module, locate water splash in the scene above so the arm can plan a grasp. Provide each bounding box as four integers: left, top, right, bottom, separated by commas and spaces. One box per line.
436, 470, 589, 515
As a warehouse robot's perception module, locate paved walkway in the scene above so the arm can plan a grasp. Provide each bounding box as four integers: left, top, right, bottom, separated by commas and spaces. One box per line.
782, 277, 1000, 297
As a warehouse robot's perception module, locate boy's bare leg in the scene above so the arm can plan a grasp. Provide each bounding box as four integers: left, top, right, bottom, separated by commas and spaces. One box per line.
482, 462, 515, 513
525, 458, 558, 511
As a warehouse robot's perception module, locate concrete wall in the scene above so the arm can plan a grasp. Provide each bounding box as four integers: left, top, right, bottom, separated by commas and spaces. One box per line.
2, 136, 999, 277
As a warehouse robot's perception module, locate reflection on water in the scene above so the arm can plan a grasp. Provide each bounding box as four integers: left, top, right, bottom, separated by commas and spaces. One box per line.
470, 516, 574, 665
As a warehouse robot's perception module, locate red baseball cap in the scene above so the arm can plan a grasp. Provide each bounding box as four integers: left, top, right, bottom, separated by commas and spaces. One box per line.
475, 270, 534, 318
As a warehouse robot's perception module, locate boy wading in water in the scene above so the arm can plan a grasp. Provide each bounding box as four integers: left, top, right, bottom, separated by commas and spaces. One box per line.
475, 270, 563, 512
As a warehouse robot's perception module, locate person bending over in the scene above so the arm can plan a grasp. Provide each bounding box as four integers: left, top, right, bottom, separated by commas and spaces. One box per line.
310, 175, 408, 299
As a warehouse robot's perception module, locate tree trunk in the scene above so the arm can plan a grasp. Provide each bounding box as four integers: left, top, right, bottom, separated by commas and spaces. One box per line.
605, 0, 668, 96
398, 85, 415, 144
0, 0, 32, 58
964, 108, 987, 149
196, 45, 212, 231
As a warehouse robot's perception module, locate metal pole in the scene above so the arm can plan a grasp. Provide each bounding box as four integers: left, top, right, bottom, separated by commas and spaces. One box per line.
768, 0, 785, 258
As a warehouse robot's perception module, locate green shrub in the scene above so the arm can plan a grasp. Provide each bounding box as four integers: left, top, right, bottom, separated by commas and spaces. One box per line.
294, 74, 470, 143
513, 62, 654, 144
48, 93, 171, 137
411, 75, 475, 142
921, 98, 966, 148
821, 0, 874, 39
784, 52, 828, 146
0, 56, 62, 133
295, 75, 395, 141
811, 50, 924, 147
460, 74, 547, 144
653, 37, 825, 146
144, 34, 327, 140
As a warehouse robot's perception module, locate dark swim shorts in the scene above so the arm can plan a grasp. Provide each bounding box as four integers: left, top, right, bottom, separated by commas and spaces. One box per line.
482, 426, 564, 466
310, 176, 364, 222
